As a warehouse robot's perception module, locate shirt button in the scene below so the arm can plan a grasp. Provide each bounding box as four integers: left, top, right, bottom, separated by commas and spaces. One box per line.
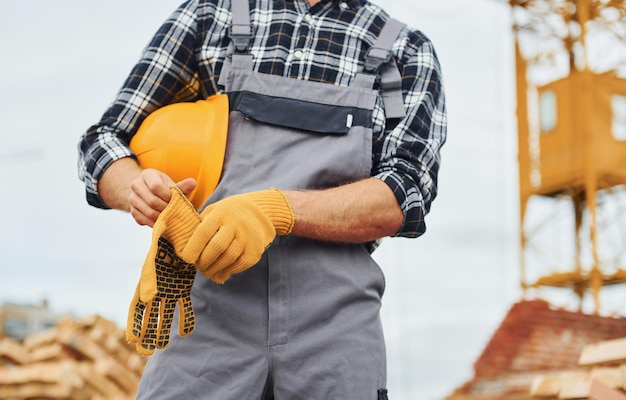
294, 50, 304, 59
339, 2, 349, 9
304, 14, 313, 23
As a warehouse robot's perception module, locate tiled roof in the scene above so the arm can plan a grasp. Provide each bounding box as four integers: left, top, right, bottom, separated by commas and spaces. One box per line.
447, 300, 626, 399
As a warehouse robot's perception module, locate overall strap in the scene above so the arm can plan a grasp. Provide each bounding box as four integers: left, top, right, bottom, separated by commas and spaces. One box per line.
230, 0, 252, 53
229, 0, 254, 69
354, 18, 407, 120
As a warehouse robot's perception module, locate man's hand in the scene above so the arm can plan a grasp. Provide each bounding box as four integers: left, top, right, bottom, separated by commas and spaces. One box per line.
98, 157, 196, 227
181, 189, 295, 284
129, 169, 196, 227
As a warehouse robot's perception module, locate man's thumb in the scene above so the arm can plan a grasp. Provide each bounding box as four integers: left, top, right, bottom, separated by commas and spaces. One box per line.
176, 178, 197, 197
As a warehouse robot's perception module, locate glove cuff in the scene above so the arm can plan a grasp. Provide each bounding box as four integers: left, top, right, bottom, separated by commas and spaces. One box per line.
250, 188, 295, 236
157, 186, 202, 252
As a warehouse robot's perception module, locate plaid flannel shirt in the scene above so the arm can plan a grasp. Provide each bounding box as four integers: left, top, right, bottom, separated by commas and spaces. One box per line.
78, 0, 447, 239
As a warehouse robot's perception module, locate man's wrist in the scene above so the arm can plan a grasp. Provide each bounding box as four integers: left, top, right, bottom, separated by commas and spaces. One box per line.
98, 157, 142, 211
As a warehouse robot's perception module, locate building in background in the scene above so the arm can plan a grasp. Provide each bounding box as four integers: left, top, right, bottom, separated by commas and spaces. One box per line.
446, 300, 626, 399
0, 301, 70, 342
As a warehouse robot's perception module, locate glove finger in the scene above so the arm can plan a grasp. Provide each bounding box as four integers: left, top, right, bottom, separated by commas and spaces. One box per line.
211, 249, 264, 284
138, 246, 159, 302
181, 208, 221, 263
157, 299, 174, 349
126, 283, 145, 344
195, 225, 236, 276
198, 231, 243, 278
137, 299, 160, 356
177, 295, 195, 337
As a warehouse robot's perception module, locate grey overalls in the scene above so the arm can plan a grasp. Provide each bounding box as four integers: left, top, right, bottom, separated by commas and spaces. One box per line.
137, 2, 406, 399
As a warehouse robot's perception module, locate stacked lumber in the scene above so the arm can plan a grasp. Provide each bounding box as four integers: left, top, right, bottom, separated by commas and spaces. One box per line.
530, 337, 626, 399
0, 315, 146, 399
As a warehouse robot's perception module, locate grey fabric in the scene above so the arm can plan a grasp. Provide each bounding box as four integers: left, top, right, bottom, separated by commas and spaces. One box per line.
138, 240, 387, 400
379, 60, 407, 120
363, 18, 407, 120
230, 0, 252, 52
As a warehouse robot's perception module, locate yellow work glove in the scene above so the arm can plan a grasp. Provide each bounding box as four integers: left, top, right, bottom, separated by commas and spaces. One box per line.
181, 189, 295, 284
127, 186, 201, 356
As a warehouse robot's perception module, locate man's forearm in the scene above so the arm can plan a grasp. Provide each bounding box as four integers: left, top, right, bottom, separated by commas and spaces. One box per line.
284, 178, 404, 243
98, 157, 143, 211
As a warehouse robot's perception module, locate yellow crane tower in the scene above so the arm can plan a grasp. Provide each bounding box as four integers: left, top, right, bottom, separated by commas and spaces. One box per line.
509, 0, 626, 314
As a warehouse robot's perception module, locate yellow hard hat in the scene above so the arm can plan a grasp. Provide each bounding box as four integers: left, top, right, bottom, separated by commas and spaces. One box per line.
130, 94, 229, 210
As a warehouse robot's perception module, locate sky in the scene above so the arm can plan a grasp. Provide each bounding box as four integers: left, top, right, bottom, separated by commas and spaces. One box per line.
0, 1, 520, 399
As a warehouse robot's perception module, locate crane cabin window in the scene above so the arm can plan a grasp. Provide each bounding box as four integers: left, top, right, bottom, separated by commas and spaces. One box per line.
612, 93, 626, 141
539, 90, 557, 134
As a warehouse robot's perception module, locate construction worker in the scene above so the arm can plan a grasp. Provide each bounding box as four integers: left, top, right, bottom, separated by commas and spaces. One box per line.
78, 0, 447, 398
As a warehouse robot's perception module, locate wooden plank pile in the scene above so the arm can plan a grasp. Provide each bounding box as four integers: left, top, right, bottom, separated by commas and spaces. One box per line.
0, 315, 146, 399
531, 337, 626, 399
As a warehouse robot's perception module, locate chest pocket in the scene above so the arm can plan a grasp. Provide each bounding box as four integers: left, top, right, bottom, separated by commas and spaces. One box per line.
231, 90, 372, 135
214, 66, 378, 196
